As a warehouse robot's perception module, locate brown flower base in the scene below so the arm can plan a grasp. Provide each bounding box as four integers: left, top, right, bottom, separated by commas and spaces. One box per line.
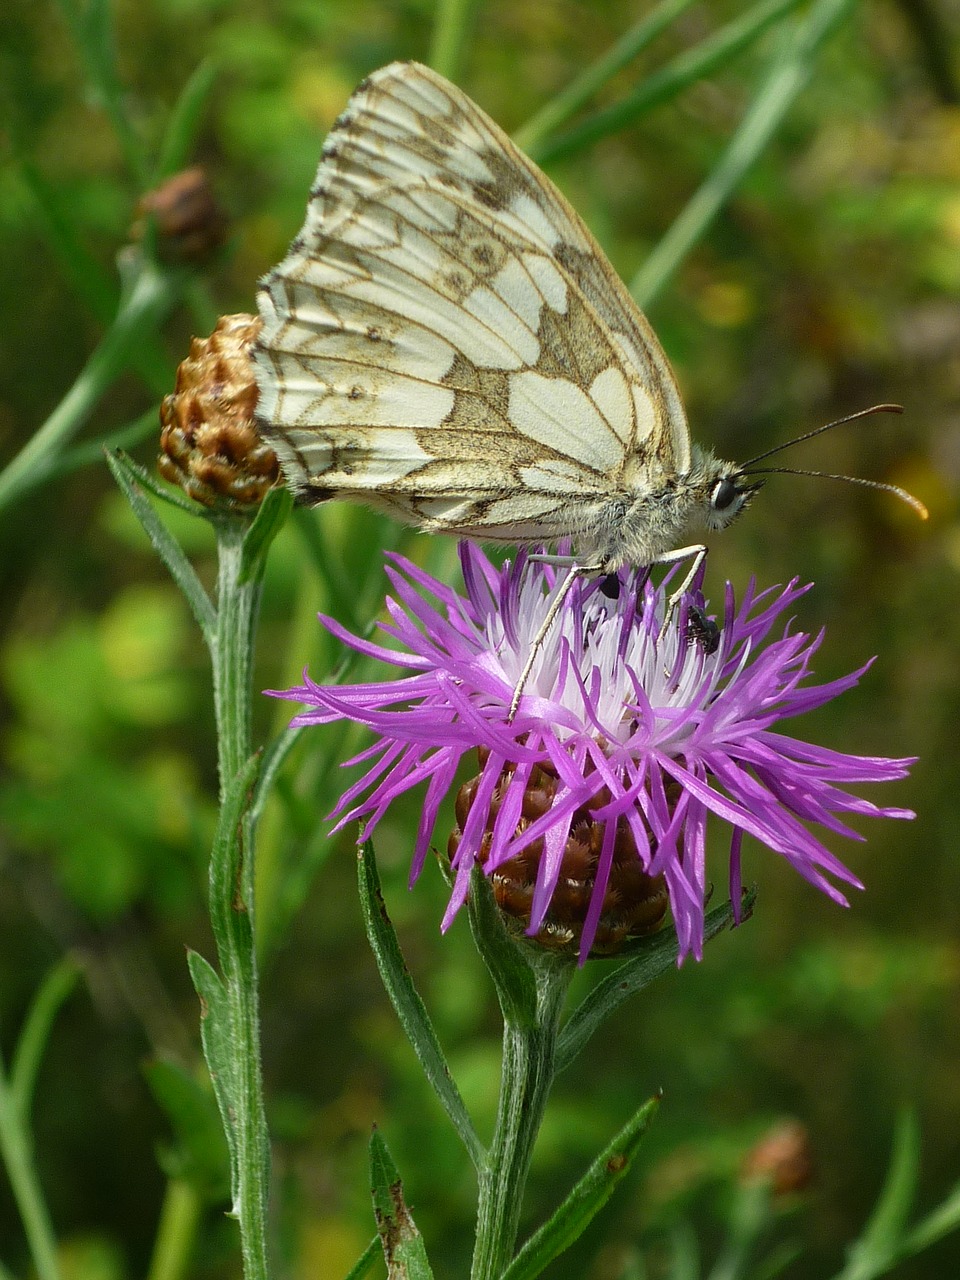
449, 754, 670, 957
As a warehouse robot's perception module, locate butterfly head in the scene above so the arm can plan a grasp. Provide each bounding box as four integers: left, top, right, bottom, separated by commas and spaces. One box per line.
689, 448, 764, 535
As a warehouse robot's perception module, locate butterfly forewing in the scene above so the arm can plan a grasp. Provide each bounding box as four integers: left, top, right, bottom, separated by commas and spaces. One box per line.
254, 60, 692, 542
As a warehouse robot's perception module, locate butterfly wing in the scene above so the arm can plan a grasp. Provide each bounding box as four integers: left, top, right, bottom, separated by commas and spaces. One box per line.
254, 60, 691, 542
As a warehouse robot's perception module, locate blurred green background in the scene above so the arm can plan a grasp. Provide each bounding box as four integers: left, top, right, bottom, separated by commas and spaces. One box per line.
1, 1, 958, 1277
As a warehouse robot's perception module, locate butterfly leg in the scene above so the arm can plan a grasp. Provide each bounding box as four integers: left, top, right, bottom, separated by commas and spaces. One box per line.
653, 543, 708, 622
508, 563, 599, 722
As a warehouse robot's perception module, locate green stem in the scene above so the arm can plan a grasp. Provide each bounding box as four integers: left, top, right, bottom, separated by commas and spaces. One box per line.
0, 260, 177, 513
209, 519, 271, 1279
146, 1178, 203, 1280
471, 962, 570, 1279
0, 1059, 63, 1280
430, 0, 478, 82
630, 0, 855, 308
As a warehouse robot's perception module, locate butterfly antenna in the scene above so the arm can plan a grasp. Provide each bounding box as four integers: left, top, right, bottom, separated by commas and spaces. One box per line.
740, 404, 904, 468
745, 466, 928, 519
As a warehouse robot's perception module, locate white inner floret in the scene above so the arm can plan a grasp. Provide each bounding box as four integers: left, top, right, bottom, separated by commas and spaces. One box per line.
488, 567, 726, 747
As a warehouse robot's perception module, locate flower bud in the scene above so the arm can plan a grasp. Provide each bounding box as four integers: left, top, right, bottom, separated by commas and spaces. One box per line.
158, 314, 279, 509
741, 1120, 815, 1196
134, 167, 227, 264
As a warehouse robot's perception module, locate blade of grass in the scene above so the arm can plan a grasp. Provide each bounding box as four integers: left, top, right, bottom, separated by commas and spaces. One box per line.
10, 962, 81, 1118
0, 966, 78, 1280
513, 0, 695, 154
53, 0, 149, 185
0, 261, 178, 513
15, 163, 173, 395
630, 0, 855, 308
528, 0, 806, 164
831, 1111, 920, 1280
429, 0, 479, 82
154, 59, 219, 181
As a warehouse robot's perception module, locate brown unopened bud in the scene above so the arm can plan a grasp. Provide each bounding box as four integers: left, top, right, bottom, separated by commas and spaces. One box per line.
448, 756, 670, 956
134, 167, 227, 264
158, 314, 279, 508
741, 1120, 814, 1196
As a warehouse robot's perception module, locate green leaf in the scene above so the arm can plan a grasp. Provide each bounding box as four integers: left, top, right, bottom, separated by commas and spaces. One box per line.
106, 451, 217, 646
0, 264, 177, 514
631, 0, 855, 307
706, 1179, 772, 1280
556, 893, 750, 1072
143, 1057, 231, 1201
832, 1111, 920, 1280
465, 863, 541, 1030
666, 1223, 701, 1280
342, 1236, 381, 1280
16, 159, 117, 325
42, 411, 157, 483
10, 960, 81, 1120
53, 0, 150, 185
429, 0, 479, 82
238, 486, 293, 584
14, 161, 172, 392
513, 0, 695, 153
528, 0, 806, 164
368, 1128, 435, 1279
501, 1094, 660, 1280
186, 950, 239, 1213
900, 1178, 960, 1259
154, 59, 220, 181
357, 841, 484, 1168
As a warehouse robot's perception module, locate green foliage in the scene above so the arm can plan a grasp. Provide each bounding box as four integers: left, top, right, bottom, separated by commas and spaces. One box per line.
1, 0, 958, 1277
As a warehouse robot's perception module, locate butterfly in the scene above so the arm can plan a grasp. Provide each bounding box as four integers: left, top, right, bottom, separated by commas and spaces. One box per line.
253, 61, 925, 708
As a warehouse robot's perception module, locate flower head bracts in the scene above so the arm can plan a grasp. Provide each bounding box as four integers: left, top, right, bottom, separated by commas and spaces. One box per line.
273, 543, 915, 961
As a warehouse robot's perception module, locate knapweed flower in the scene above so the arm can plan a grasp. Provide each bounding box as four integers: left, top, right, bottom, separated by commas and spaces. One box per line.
274, 544, 915, 962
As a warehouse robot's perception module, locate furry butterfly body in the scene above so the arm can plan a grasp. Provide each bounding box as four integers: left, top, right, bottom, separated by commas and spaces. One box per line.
253, 60, 759, 575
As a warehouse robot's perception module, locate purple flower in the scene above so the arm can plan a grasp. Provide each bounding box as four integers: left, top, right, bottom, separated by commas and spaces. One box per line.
273, 544, 915, 962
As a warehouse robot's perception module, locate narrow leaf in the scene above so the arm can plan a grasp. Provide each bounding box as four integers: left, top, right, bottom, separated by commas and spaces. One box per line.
17, 159, 116, 324
186, 950, 239, 1212
10, 961, 81, 1120
556, 894, 750, 1072
342, 1236, 381, 1280
368, 1129, 435, 1279
238, 486, 293, 584
529, 0, 806, 164
832, 1110, 920, 1280
514, 0, 695, 153
631, 0, 854, 307
429, 0, 479, 82
666, 1223, 701, 1280
358, 841, 484, 1168
106, 450, 216, 645
501, 1094, 660, 1280
899, 1178, 960, 1258
143, 1056, 230, 1199
155, 59, 220, 181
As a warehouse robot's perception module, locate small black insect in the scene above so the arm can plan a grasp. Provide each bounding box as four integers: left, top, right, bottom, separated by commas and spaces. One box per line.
687, 605, 721, 655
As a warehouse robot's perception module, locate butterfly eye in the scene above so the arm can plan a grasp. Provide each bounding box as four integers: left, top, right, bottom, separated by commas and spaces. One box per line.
711, 477, 740, 512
